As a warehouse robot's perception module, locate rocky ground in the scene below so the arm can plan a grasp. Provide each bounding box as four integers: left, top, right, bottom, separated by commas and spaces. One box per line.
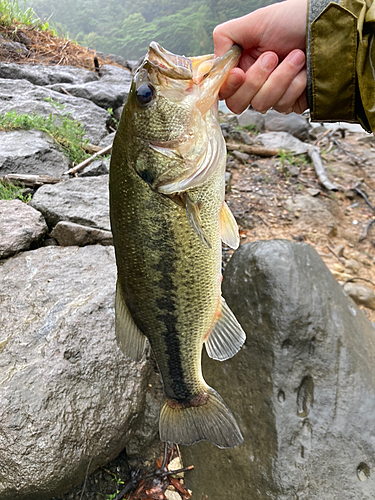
222, 113, 375, 322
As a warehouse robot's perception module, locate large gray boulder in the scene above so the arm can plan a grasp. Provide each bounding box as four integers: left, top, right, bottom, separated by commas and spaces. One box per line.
264, 109, 311, 141
30, 175, 110, 230
0, 79, 111, 144
48, 64, 132, 110
0, 199, 48, 258
255, 131, 309, 154
0, 62, 99, 86
0, 130, 70, 176
183, 240, 375, 500
0, 245, 149, 500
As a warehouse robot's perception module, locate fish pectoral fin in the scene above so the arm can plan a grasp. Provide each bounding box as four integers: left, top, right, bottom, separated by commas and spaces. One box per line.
115, 281, 147, 362
220, 201, 239, 249
184, 193, 212, 249
205, 296, 246, 361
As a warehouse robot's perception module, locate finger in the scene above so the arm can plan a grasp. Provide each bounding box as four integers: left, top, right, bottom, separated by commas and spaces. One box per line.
225, 51, 279, 114
250, 50, 305, 113
272, 69, 307, 113
219, 68, 245, 100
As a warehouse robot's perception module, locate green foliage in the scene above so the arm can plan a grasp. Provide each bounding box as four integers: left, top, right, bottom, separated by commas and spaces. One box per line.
25, 0, 274, 59
0, 100, 90, 165
0, 0, 51, 30
0, 179, 31, 202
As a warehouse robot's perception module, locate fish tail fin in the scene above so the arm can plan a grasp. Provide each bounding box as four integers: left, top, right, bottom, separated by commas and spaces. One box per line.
159, 387, 243, 449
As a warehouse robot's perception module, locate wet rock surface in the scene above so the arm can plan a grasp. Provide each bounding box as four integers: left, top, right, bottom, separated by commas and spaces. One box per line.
48, 64, 132, 110
0, 245, 149, 500
0, 129, 70, 176
0, 199, 48, 258
50, 220, 113, 246
30, 176, 110, 230
0, 79, 110, 144
0, 62, 99, 86
183, 240, 375, 500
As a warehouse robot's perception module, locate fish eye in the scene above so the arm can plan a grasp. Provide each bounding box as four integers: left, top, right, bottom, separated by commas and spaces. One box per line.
135, 83, 155, 105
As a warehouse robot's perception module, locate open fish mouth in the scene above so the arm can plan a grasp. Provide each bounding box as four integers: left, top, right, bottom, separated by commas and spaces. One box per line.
135, 41, 242, 86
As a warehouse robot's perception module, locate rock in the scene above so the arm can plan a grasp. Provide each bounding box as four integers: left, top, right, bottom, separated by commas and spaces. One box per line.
255, 131, 309, 154
0, 78, 111, 144
0, 199, 48, 258
0, 62, 99, 86
288, 194, 335, 228
343, 282, 375, 310
79, 160, 109, 177
230, 151, 250, 163
345, 259, 361, 274
0, 37, 29, 57
326, 221, 338, 237
253, 174, 264, 183
98, 132, 116, 149
334, 244, 345, 258
230, 130, 253, 145
50, 221, 113, 246
165, 490, 182, 500
0, 245, 149, 500
183, 240, 375, 500
344, 189, 356, 199
306, 188, 320, 197
48, 64, 132, 110
30, 176, 110, 230
264, 109, 311, 141
0, 130, 70, 176
286, 164, 300, 177
236, 109, 265, 132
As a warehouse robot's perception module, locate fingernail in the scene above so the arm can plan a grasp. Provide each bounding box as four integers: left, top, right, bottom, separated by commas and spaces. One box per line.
261, 53, 277, 71
289, 50, 305, 67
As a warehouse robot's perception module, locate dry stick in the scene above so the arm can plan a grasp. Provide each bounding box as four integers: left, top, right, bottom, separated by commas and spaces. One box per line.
359, 219, 375, 242
306, 145, 338, 191
326, 245, 345, 265
353, 182, 375, 212
1, 174, 61, 187
113, 465, 194, 500
79, 457, 93, 500
342, 276, 375, 287
64, 144, 112, 175
225, 142, 280, 157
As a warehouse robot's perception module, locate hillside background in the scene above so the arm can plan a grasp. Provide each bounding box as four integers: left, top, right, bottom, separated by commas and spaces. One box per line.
25, 0, 274, 60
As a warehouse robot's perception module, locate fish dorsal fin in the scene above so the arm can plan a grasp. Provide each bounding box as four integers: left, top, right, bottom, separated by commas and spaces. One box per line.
220, 201, 239, 249
115, 280, 147, 361
184, 193, 212, 249
205, 297, 246, 361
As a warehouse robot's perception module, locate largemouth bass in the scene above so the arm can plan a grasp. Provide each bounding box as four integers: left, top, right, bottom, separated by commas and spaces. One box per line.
109, 42, 245, 448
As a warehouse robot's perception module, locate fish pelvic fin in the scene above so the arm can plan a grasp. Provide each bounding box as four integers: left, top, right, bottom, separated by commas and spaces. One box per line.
159, 387, 243, 448
205, 297, 246, 361
184, 193, 212, 249
115, 280, 147, 361
220, 201, 239, 249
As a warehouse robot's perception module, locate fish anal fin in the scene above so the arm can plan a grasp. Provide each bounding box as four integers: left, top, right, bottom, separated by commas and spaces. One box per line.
115, 281, 147, 361
220, 201, 239, 249
205, 296, 246, 361
184, 193, 212, 249
159, 386, 243, 448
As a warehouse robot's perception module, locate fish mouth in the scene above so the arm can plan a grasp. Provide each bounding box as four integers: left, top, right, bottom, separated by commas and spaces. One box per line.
140, 41, 242, 86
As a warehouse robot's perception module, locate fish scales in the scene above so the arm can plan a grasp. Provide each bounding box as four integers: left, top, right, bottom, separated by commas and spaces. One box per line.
110, 42, 246, 448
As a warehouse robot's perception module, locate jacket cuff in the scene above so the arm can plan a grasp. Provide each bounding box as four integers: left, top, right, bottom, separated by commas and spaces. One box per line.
307, 1, 358, 124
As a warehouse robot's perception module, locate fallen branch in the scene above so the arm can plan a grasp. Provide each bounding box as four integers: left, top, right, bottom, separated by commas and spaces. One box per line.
225, 142, 280, 157
1, 174, 61, 187
353, 182, 375, 213
342, 276, 375, 287
307, 145, 338, 191
359, 219, 375, 242
64, 144, 112, 176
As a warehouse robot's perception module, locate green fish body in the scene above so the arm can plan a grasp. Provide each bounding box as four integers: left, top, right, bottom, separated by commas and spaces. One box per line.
110, 42, 245, 448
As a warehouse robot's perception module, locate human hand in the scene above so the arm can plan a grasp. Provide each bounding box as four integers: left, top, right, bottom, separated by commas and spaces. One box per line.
213, 0, 308, 115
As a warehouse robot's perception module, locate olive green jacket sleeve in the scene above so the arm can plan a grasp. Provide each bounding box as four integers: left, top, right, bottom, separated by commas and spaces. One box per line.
307, 0, 375, 132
